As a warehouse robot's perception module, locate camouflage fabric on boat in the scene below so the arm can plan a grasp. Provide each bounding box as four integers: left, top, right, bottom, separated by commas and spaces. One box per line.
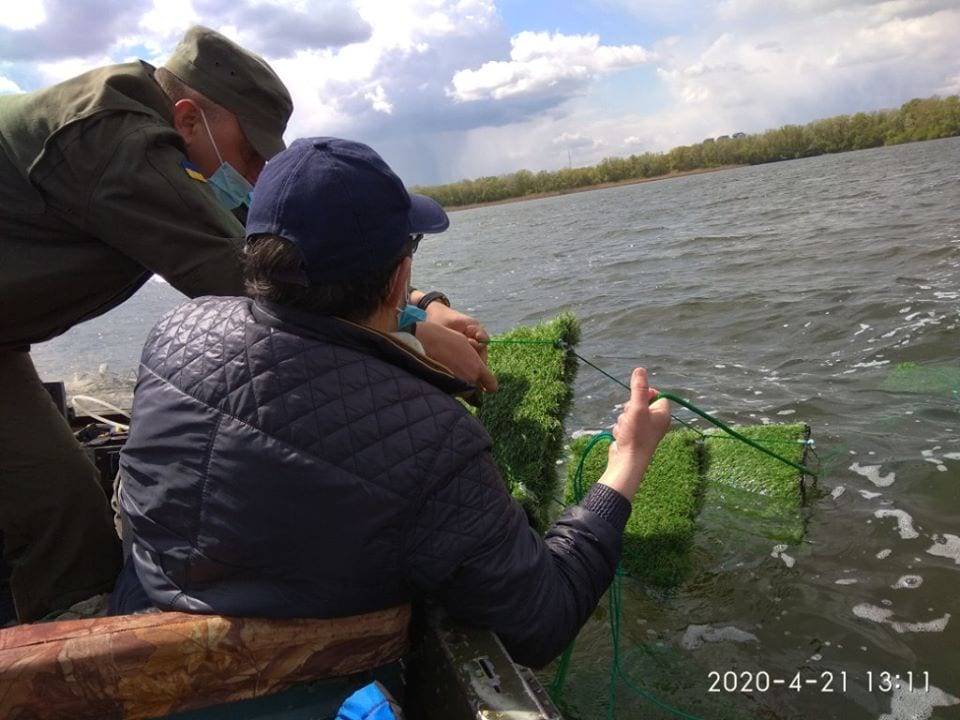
0, 605, 410, 720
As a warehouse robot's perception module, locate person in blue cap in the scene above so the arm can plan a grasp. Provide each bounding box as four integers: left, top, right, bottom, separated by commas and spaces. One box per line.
116, 138, 671, 675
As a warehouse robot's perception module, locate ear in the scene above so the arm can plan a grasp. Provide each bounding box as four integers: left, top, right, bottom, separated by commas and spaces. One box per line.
386, 256, 413, 310
171, 99, 203, 148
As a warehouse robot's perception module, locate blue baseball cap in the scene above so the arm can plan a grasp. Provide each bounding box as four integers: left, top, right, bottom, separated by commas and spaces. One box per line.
246, 137, 449, 284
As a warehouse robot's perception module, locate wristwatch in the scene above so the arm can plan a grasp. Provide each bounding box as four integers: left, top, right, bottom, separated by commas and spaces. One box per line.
416, 290, 451, 310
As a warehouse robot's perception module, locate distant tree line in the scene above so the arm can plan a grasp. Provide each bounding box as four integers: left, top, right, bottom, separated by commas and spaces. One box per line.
413, 95, 960, 208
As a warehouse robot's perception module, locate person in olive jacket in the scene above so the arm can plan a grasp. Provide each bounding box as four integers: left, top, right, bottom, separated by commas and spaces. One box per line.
116, 137, 672, 668
0, 26, 292, 622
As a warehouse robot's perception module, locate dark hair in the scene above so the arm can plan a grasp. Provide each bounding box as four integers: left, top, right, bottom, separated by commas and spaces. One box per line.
243, 235, 413, 322
154, 66, 231, 123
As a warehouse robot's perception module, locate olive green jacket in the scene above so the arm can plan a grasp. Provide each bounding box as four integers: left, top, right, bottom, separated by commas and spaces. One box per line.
0, 61, 245, 350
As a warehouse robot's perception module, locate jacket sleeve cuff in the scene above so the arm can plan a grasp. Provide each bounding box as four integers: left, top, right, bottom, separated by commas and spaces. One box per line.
580, 483, 631, 531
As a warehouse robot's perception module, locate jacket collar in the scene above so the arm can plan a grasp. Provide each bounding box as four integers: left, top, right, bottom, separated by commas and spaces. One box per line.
250, 300, 479, 401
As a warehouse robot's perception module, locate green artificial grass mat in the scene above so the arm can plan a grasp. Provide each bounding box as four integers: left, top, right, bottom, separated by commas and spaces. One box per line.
565, 423, 811, 586
701, 422, 810, 500
700, 423, 811, 546
475, 312, 581, 531
473, 312, 811, 578
880, 362, 960, 399
566, 429, 705, 587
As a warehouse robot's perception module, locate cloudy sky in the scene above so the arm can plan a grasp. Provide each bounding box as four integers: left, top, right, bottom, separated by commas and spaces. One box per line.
1, 0, 958, 185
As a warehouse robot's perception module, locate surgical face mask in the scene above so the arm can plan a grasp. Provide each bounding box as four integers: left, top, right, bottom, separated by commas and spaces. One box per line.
397, 303, 426, 331
198, 108, 254, 210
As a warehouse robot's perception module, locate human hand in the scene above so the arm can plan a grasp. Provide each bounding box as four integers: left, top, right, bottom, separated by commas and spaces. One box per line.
416, 321, 498, 393
599, 368, 671, 501
423, 303, 491, 362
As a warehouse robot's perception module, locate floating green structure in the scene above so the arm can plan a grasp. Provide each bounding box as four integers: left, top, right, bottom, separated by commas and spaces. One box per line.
476, 312, 580, 531
881, 362, 960, 399
566, 422, 811, 586
567, 429, 705, 586
702, 423, 810, 498
700, 422, 811, 546
473, 312, 812, 584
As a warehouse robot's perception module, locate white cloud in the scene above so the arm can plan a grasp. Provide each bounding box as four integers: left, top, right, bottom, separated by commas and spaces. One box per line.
449, 31, 653, 102
139, 0, 202, 45
0, 75, 23, 94
0, 0, 46, 30
0, 0, 956, 184
653, 1, 960, 141
552, 132, 598, 150
36, 55, 119, 86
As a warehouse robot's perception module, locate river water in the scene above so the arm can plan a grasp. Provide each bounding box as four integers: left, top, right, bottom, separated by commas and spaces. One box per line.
33, 136, 960, 719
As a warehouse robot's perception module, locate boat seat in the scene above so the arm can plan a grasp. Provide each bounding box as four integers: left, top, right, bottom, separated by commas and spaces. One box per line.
0, 604, 410, 720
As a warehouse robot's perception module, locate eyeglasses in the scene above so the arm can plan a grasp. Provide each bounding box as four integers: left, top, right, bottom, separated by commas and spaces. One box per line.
409, 233, 424, 255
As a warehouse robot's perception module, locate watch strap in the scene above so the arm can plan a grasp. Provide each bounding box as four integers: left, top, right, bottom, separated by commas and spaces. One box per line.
416, 290, 451, 310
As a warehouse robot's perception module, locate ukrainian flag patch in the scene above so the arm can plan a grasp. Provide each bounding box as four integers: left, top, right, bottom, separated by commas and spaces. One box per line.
181, 160, 207, 183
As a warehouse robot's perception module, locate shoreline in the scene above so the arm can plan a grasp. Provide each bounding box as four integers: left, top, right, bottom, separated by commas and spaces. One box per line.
444, 165, 746, 212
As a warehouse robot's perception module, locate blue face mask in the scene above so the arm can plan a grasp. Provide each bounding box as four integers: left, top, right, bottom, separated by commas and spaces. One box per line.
397, 303, 426, 331
199, 108, 254, 210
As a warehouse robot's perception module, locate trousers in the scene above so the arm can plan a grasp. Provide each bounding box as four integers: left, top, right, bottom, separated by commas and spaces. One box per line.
0, 349, 121, 621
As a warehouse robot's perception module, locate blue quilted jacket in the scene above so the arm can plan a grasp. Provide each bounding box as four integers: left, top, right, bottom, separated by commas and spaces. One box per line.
119, 296, 630, 667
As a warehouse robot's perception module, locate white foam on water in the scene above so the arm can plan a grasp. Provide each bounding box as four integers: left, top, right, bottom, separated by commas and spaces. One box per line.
853, 603, 893, 623
926, 534, 960, 564
890, 614, 950, 633
680, 624, 758, 650
891, 575, 923, 589
879, 683, 960, 720
850, 462, 895, 487
852, 359, 891, 368
876, 548, 892, 559
770, 544, 796, 568
853, 604, 951, 634
874, 509, 919, 540
860, 489, 882, 499
943, 452, 960, 460
776, 409, 796, 415
854, 323, 871, 336
922, 448, 948, 472
831, 485, 846, 499
835, 578, 858, 585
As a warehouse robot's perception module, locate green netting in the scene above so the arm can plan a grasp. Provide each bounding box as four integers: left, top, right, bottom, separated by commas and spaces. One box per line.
880, 362, 960, 399
475, 312, 581, 531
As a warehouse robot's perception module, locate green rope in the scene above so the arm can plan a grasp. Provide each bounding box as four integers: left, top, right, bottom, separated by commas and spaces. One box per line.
490, 333, 817, 479
658, 391, 817, 477
556, 342, 818, 477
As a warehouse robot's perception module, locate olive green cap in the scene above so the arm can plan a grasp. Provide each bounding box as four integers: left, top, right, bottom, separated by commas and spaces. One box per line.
164, 25, 293, 159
